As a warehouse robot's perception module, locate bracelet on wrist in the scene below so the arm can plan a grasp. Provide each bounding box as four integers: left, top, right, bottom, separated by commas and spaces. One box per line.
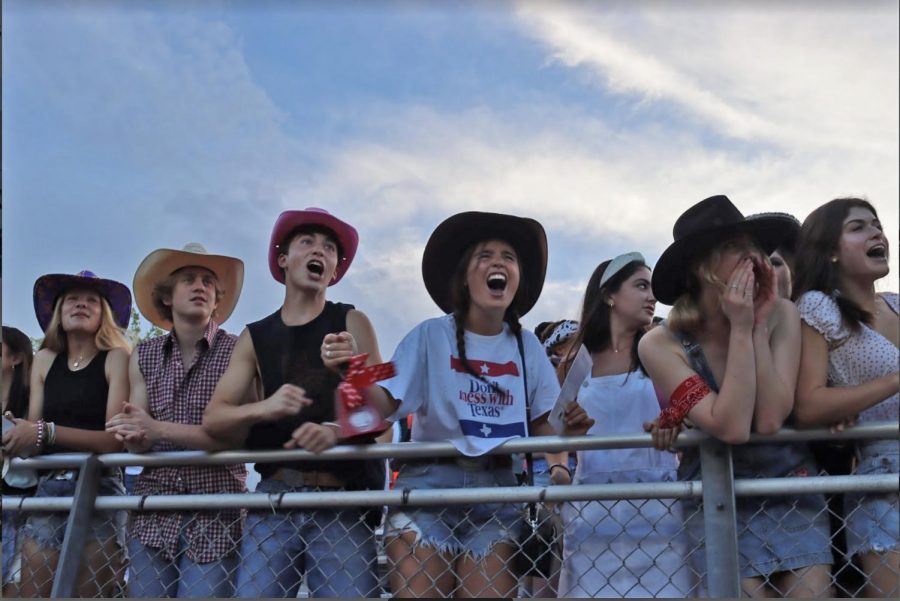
321, 422, 341, 436
35, 419, 46, 450
46, 422, 57, 447
549, 463, 572, 478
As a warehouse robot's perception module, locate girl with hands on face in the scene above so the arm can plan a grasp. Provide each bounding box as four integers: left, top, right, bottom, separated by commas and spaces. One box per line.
639, 196, 833, 597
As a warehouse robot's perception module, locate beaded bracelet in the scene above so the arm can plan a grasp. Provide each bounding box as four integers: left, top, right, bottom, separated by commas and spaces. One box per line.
549, 463, 572, 478
35, 419, 46, 450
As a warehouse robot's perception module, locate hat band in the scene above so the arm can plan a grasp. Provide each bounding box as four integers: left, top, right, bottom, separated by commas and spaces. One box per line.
599, 252, 645, 288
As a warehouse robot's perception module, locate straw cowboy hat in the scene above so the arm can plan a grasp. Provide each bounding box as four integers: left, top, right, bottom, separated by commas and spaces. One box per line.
268, 208, 359, 285
422, 211, 548, 316
33, 270, 132, 332
652, 195, 798, 305
133, 243, 244, 329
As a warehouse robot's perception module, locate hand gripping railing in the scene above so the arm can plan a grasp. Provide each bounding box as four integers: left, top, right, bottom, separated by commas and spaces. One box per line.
3, 421, 897, 597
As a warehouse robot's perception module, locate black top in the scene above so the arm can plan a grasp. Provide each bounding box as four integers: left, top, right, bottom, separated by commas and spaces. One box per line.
246, 302, 383, 487
42, 350, 110, 454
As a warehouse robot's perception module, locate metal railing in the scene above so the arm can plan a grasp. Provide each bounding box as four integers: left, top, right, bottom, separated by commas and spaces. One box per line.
2, 421, 897, 597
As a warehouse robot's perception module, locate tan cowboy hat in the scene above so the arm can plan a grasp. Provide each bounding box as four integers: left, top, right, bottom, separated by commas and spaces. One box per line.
133, 243, 244, 329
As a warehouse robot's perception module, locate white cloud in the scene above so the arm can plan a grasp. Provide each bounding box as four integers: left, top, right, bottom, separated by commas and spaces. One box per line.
514, 1, 899, 155
5, 1, 897, 358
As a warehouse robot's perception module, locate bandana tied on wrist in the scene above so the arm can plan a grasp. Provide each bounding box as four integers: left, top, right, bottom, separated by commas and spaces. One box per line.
336, 354, 395, 436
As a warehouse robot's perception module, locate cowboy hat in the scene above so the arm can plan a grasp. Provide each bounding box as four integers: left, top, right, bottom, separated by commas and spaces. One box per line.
747, 211, 802, 257
268, 208, 359, 285
33, 270, 132, 332
422, 211, 548, 316
133, 243, 244, 329
652, 195, 798, 305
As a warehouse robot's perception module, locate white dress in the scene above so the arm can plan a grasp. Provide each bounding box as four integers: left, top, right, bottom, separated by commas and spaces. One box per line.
558, 370, 694, 598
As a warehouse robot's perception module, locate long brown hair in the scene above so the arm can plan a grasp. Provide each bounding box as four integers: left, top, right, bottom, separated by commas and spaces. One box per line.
558, 258, 649, 381
2, 326, 33, 418
792, 197, 880, 329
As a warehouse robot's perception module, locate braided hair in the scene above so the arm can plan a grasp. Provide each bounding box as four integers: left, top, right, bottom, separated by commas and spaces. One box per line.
449, 239, 526, 394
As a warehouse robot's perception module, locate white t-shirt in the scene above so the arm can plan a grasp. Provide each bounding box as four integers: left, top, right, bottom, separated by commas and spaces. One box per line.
383, 315, 560, 456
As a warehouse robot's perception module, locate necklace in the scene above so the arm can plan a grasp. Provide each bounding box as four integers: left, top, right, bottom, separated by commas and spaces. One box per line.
71, 352, 95, 369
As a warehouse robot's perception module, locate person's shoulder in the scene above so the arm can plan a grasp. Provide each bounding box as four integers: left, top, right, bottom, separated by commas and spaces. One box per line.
796, 290, 846, 342
214, 327, 239, 344
105, 347, 131, 368
772, 297, 800, 323
640, 323, 674, 347
137, 332, 170, 352
34, 347, 57, 368
518, 328, 545, 354
796, 290, 836, 315
879, 291, 899, 313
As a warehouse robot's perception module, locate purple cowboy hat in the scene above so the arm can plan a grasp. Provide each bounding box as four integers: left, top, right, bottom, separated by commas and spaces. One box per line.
268, 208, 359, 285
33, 270, 132, 332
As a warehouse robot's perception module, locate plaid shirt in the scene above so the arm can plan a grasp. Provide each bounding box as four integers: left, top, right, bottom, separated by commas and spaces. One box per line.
131, 321, 247, 564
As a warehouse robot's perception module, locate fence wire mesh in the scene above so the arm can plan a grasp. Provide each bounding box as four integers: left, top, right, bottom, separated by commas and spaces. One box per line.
2, 428, 897, 598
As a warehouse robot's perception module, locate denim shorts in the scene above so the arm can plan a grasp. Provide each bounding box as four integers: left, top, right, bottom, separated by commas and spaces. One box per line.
2, 509, 22, 585
683, 488, 833, 579
234, 477, 378, 598
21, 473, 125, 551
845, 440, 899, 556
385, 462, 523, 559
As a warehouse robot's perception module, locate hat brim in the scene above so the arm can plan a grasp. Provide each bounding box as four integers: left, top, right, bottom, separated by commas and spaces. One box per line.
422, 212, 548, 316
33, 274, 132, 332
133, 249, 245, 329
652, 216, 798, 305
268, 210, 359, 285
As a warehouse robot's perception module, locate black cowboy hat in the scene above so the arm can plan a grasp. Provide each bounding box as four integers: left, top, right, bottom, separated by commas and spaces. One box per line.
652, 195, 798, 305
422, 211, 548, 316
747, 211, 802, 257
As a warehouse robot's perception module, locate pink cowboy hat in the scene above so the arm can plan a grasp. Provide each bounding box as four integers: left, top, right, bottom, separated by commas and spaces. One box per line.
268, 208, 359, 285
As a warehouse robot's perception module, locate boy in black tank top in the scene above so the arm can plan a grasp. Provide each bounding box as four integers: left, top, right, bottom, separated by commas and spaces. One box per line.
202, 208, 387, 598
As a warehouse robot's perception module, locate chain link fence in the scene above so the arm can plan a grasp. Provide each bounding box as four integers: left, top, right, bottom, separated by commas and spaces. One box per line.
2, 423, 897, 598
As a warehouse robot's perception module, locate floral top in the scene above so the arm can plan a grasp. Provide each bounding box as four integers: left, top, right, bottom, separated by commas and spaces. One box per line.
797, 290, 898, 425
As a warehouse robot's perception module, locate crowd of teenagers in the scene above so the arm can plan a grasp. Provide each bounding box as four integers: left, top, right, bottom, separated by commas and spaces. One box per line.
1, 194, 897, 599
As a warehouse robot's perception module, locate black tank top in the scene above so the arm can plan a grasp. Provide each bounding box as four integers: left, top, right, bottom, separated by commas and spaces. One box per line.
246, 302, 383, 486
42, 350, 110, 453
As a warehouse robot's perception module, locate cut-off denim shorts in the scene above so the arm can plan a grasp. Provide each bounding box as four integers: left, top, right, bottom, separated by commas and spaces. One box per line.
682, 481, 833, 578
385, 461, 523, 560
845, 440, 900, 557
21, 472, 125, 551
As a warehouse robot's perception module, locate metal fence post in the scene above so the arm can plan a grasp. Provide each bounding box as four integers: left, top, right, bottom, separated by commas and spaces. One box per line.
51, 455, 102, 598
699, 439, 741, 597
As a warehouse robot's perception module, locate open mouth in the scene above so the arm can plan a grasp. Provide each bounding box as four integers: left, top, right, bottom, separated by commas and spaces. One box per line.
486, 272, 507, 292
189, 295, 207, 304
307, 260, 325, 276
866, 245, 887, 259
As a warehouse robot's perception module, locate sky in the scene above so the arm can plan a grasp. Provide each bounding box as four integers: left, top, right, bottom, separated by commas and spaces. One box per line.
3, 0, 899, 358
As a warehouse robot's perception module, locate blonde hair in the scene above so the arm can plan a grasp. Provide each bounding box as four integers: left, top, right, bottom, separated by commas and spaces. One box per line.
667, 247, 727, 334
151, 269, 224, 324
39, 293, 132, 354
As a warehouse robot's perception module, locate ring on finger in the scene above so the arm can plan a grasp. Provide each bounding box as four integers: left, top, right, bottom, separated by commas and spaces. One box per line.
326, 350, 332, 358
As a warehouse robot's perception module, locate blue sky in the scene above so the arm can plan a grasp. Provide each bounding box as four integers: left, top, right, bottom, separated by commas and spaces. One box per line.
3, 0, 898, 356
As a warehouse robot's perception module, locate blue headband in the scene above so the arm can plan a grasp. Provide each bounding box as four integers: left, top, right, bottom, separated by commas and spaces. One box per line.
599, 252, 645, 288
